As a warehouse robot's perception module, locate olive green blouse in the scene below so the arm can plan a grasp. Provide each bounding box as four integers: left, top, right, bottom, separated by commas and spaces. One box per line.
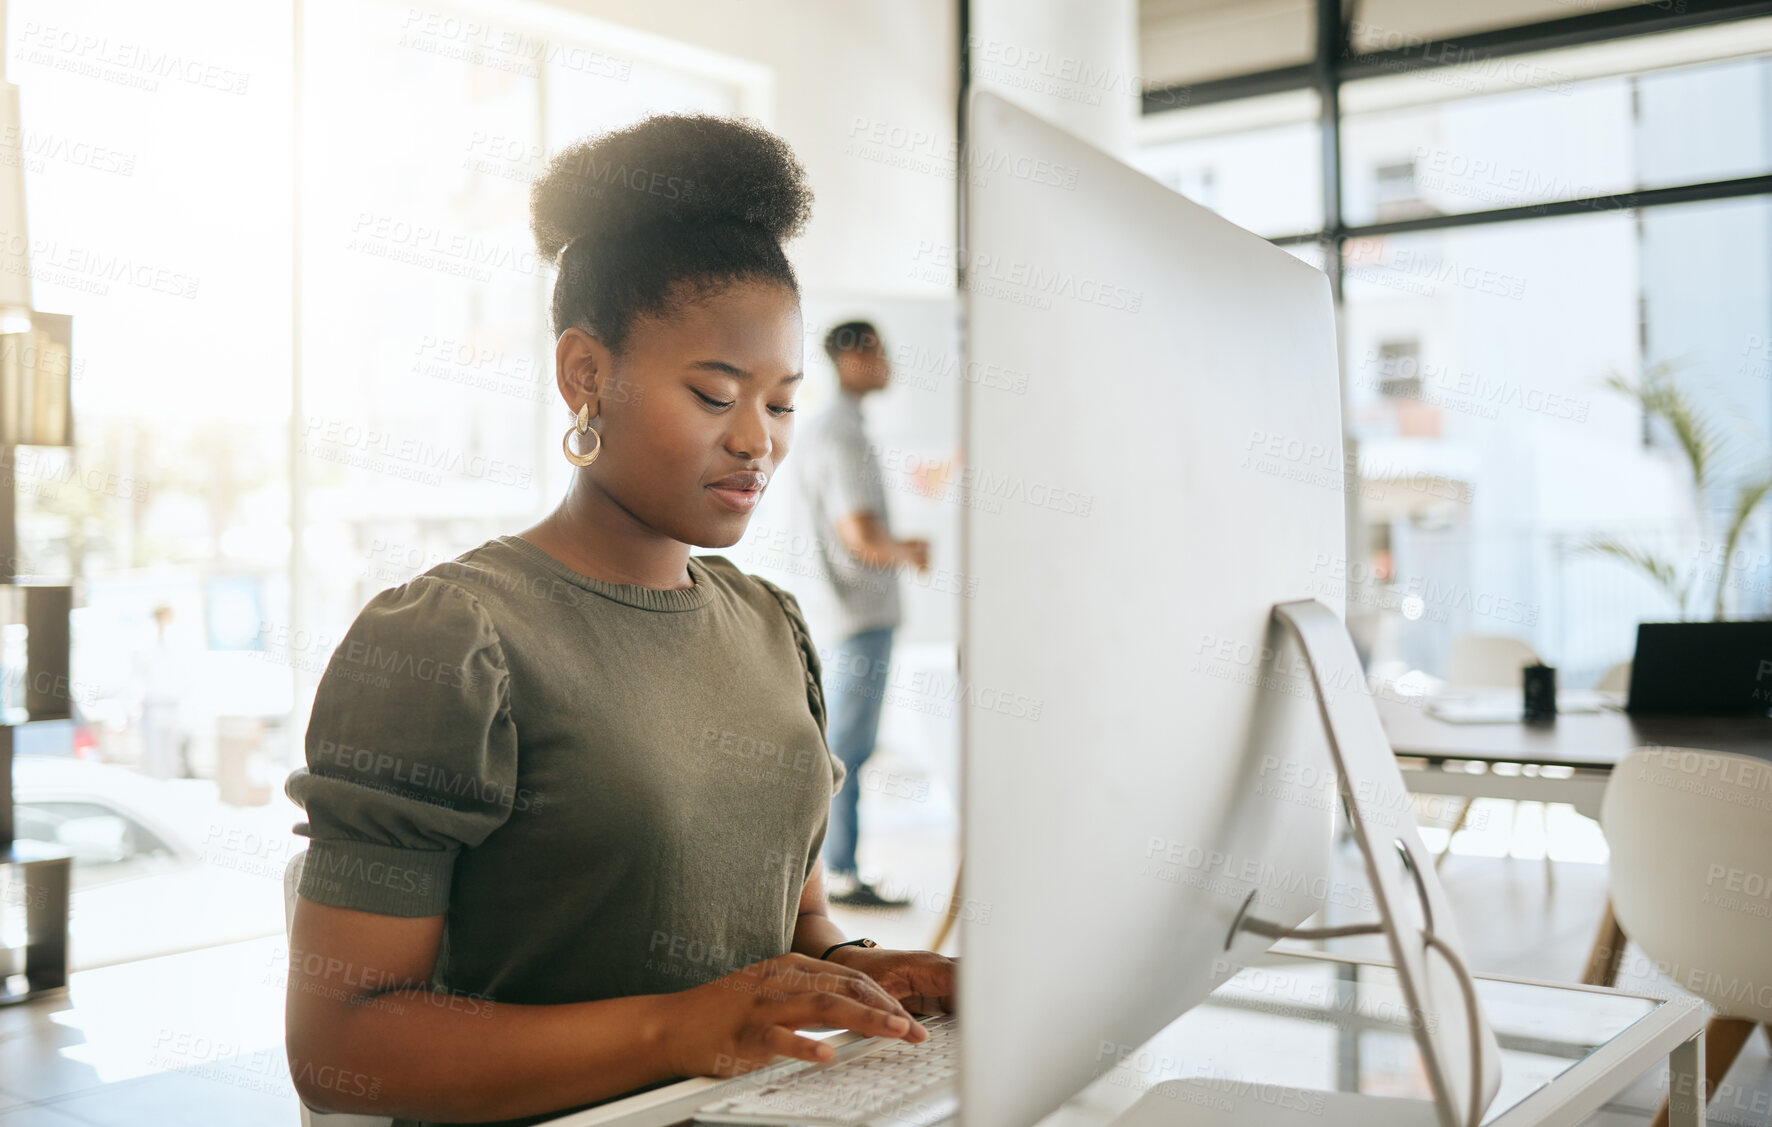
284, 534, 845, 1127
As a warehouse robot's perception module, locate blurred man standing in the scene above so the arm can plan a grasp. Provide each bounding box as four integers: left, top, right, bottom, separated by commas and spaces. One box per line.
787, 320, 929, 907
135, 603, 189, 779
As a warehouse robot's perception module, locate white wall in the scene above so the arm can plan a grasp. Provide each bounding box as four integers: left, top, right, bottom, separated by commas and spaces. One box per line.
551, 0, 959, 299
971, 0, 1141, 159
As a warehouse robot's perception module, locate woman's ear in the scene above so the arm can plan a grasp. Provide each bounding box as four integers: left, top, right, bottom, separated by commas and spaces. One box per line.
555, 327, 613, 419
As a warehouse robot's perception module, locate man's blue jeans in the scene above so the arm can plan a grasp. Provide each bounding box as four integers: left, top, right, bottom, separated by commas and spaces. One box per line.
821, 626, 894, 876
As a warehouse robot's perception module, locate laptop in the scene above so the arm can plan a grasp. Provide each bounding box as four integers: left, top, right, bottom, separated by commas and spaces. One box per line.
1626, 621, 1772, 715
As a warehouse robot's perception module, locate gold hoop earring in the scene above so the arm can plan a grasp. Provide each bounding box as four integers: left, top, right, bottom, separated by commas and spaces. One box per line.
562, 402, 602, 467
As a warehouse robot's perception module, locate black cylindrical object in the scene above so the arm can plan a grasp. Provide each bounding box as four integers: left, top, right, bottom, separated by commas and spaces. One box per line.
1523, 662, 1557, 721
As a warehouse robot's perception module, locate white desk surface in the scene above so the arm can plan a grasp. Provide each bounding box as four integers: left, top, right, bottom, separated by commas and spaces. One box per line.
543, 946, 1704, 1127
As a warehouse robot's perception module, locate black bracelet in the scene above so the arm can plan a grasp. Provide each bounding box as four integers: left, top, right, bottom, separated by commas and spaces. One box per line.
820, 937, 878, 961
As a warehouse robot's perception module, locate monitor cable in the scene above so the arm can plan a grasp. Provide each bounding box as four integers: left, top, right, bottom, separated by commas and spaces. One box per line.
1227, 907, 1484, 1127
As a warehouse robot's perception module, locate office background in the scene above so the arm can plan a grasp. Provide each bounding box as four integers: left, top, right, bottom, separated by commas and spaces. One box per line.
9, 0, 1770, 955
0, 0, 1768, 1122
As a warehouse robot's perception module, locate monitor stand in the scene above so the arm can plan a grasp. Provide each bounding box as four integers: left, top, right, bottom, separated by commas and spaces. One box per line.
1110, 600, 1502, 1127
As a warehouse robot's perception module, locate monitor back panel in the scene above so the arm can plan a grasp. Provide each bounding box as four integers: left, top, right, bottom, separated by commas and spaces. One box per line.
960, 92, 1346, 1127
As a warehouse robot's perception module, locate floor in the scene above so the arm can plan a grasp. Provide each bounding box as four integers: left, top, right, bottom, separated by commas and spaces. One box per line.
0, 937, 292, 1125
1, 777, 1766, 1125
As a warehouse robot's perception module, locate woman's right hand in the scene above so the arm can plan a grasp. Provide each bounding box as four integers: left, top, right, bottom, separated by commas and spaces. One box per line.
662, 952, 928, 1078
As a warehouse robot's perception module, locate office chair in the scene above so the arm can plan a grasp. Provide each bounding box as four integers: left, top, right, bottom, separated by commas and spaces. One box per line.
1595, 660, 1632, 694
1444, 633, 1540, 688
1601, 747, 1772, 1127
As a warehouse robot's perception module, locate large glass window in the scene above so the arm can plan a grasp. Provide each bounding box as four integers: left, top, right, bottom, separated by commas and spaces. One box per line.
1135, 19, 1772, 689
1340, 55, 1772, 226
1133, 115, 1325, 237
1340, 197, 1771, 682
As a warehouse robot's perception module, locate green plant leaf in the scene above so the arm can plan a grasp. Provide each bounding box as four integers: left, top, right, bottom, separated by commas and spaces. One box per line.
1578, 535, 1685, 617
1712, 473, 1772, 621
1608, 361, 1728, 495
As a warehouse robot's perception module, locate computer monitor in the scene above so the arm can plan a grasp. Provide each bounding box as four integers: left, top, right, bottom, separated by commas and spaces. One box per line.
957, 91, 1499, 1127
1627, 620, 1772, 715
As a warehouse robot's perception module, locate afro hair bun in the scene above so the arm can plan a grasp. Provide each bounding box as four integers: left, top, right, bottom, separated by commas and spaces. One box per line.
529, 113, 813, 262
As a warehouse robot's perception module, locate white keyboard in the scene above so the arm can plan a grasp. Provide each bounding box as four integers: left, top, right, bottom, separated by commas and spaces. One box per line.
693, 1012, 959, 1126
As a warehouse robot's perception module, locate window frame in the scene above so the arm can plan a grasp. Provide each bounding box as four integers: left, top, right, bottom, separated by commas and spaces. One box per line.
1136, 0, 1772, 290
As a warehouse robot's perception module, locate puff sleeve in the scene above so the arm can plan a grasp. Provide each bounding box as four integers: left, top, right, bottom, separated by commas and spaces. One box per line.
754, 575, 847, 798
284, 576, 517, 917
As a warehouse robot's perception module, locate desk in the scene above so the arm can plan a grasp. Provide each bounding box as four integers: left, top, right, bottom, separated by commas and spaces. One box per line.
1380, 698, 1772, 822
545, 948, 1708, 1127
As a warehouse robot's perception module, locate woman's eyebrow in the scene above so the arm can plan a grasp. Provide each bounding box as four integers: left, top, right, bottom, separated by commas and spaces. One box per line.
687, 359, 803, 385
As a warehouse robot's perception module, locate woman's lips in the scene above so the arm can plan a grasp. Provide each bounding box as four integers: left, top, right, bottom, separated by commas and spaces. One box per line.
706, 484, 762, 512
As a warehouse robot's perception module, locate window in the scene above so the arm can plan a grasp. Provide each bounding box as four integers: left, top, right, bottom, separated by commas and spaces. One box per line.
1342, 55, 1772, 226
1374, 339, 1422, 398
1137, 6, 1772, 686
1372, 161, 1433, 223
16, 800, 175, 866
1132, 93, 1325, 238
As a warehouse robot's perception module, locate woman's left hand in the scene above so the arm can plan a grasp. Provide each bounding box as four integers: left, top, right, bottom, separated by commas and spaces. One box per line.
825, 946, 957, 1015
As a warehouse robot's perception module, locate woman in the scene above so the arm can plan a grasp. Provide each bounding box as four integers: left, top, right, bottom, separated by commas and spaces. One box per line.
284, 113, 956, 1127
